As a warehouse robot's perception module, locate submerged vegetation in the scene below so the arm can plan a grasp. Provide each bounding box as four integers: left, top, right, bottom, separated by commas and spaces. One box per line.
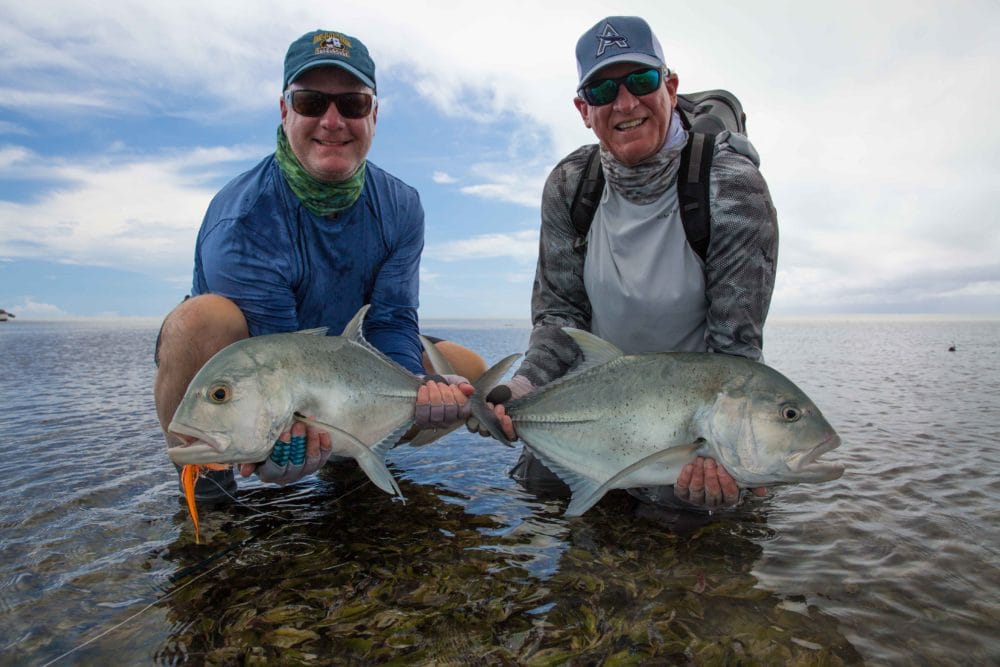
157, 466, 860, 665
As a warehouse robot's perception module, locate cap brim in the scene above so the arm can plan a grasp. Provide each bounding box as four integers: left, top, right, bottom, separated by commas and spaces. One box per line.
578, 54, 664, 88
286, 60, 376, 91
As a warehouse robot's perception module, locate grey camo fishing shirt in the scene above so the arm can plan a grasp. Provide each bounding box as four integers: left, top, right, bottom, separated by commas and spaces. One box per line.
515, 131, 779, 388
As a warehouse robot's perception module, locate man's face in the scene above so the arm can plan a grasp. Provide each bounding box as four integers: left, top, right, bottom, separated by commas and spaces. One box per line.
280, 66, 377, 183
574, 62, 678, 166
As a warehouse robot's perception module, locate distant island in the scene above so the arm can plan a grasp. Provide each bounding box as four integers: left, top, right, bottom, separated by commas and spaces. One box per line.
0, 309, 15, 322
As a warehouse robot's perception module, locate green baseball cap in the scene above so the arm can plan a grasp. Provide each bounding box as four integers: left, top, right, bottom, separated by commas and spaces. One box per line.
283, 29, 376, 92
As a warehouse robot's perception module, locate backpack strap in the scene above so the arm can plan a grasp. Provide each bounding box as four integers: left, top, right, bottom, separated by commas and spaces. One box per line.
569, 144, 604, 250
566, 133, 716, 261
676, 131, 716, 261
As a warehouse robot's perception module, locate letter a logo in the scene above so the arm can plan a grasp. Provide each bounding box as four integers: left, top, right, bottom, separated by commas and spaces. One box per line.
596, 23, 629, 56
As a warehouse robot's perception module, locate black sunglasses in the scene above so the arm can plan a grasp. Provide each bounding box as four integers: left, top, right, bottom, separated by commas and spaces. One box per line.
578, 67, 665, 107
283, 89, 376, 119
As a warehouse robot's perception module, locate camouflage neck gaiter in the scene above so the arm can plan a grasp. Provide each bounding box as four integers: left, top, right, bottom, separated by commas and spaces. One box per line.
600, 110, 686, 205
275, 125, 366, 217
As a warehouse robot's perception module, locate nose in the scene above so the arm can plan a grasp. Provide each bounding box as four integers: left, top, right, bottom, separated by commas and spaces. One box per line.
613, 84, 641, 112
319, 101, 347, 129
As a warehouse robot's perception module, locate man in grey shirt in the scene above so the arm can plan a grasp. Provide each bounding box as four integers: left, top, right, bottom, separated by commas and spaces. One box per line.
476, 15, 778, 511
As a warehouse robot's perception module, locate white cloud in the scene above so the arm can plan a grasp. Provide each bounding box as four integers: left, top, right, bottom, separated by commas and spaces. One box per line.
8, 296, 68, 319
427, 230, 539, 263
1, 1, 998, 315
0, 144, 263, 273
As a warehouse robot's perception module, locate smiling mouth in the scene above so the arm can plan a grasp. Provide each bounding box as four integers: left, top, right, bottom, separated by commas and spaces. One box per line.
616, 118, 646, 131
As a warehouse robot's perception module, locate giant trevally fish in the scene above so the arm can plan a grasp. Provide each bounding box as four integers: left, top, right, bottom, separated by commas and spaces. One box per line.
168, 306, 516, 540
504, 328, 845, 516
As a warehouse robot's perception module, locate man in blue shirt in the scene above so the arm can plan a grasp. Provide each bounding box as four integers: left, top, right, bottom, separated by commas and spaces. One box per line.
154, 29, 482, 501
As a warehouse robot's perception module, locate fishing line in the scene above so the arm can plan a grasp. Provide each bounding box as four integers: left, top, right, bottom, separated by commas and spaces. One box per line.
40, 478, 373, 665
39, 559, 228, 667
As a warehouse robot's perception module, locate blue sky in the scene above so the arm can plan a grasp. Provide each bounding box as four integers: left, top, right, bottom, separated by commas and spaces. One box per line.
1, 0, 998, 320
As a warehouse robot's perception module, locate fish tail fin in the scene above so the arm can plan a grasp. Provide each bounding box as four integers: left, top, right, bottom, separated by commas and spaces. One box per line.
180, 464, 201, 544
468, 393, 512, 447
469, 353, 522, 447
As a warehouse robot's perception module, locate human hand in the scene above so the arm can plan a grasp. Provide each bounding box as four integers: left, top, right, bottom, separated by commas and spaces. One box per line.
413, 374, 474, 430
467, 375, 534, 441
673, 456, 768, 509
240, 418, 333, 485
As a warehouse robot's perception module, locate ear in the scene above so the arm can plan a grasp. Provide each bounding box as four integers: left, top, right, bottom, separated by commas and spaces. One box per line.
280, 95, 289, 123
665, 71, 679, 106
573, 96, 592, 129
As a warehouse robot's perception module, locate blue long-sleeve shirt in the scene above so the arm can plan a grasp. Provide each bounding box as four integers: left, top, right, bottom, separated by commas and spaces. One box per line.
192, 155, 425, 374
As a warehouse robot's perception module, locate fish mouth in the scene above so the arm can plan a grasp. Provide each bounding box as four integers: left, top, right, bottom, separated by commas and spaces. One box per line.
166, 422, 230, 464
785, 433, 845, 481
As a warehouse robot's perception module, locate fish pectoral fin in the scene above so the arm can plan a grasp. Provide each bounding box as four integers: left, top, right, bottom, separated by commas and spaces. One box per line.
293, 412, 406, 500
564, 442, 703, 517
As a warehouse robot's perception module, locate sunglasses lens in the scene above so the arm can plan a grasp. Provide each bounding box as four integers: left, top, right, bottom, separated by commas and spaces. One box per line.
291, 91, 330, 117
580, 68, 662, 106
334, 93, 373, 119
583, 79, 619, 106
626, 68, 661, 96
288, 91, 374, 118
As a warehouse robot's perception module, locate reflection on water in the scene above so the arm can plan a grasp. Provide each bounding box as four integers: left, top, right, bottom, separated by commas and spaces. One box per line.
0, 318, 997, 664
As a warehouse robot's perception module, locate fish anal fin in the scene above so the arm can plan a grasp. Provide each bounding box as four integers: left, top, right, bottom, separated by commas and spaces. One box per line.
544, 441, 703, 518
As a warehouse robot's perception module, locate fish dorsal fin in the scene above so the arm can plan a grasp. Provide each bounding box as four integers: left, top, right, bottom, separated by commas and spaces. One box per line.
561, 327, 624, 375
419, 335, 457, 375
294, 327, 329, 336
340, 305, 410, 372
341, 305, 371, 342
563, 441, 704, 517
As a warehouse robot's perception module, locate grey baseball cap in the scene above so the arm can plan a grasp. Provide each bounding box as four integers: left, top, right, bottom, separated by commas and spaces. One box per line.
576, 16, 666, 87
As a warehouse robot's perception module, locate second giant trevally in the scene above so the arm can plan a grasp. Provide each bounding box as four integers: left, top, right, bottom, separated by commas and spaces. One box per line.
168, 306, 516, 503
505, 328, 845, 516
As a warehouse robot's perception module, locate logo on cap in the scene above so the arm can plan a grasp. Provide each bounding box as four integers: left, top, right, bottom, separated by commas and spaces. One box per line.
314, 32, 351, 58
595, 23, 629, 56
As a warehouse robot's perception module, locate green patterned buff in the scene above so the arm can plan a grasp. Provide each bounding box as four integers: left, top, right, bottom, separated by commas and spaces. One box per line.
275, 126, 366, 216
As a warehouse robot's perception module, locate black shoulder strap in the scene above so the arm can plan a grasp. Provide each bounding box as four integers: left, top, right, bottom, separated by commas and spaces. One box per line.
569, 144, 604, 250
676, 132, 716, 261
567, 133, 716, 261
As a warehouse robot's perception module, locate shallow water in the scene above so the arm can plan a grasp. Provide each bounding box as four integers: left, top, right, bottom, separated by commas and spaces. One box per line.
0, 317, 997, 665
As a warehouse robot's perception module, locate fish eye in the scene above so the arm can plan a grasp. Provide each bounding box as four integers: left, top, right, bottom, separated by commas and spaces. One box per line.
779, 403, 802, 422
208, 383, 231, 404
